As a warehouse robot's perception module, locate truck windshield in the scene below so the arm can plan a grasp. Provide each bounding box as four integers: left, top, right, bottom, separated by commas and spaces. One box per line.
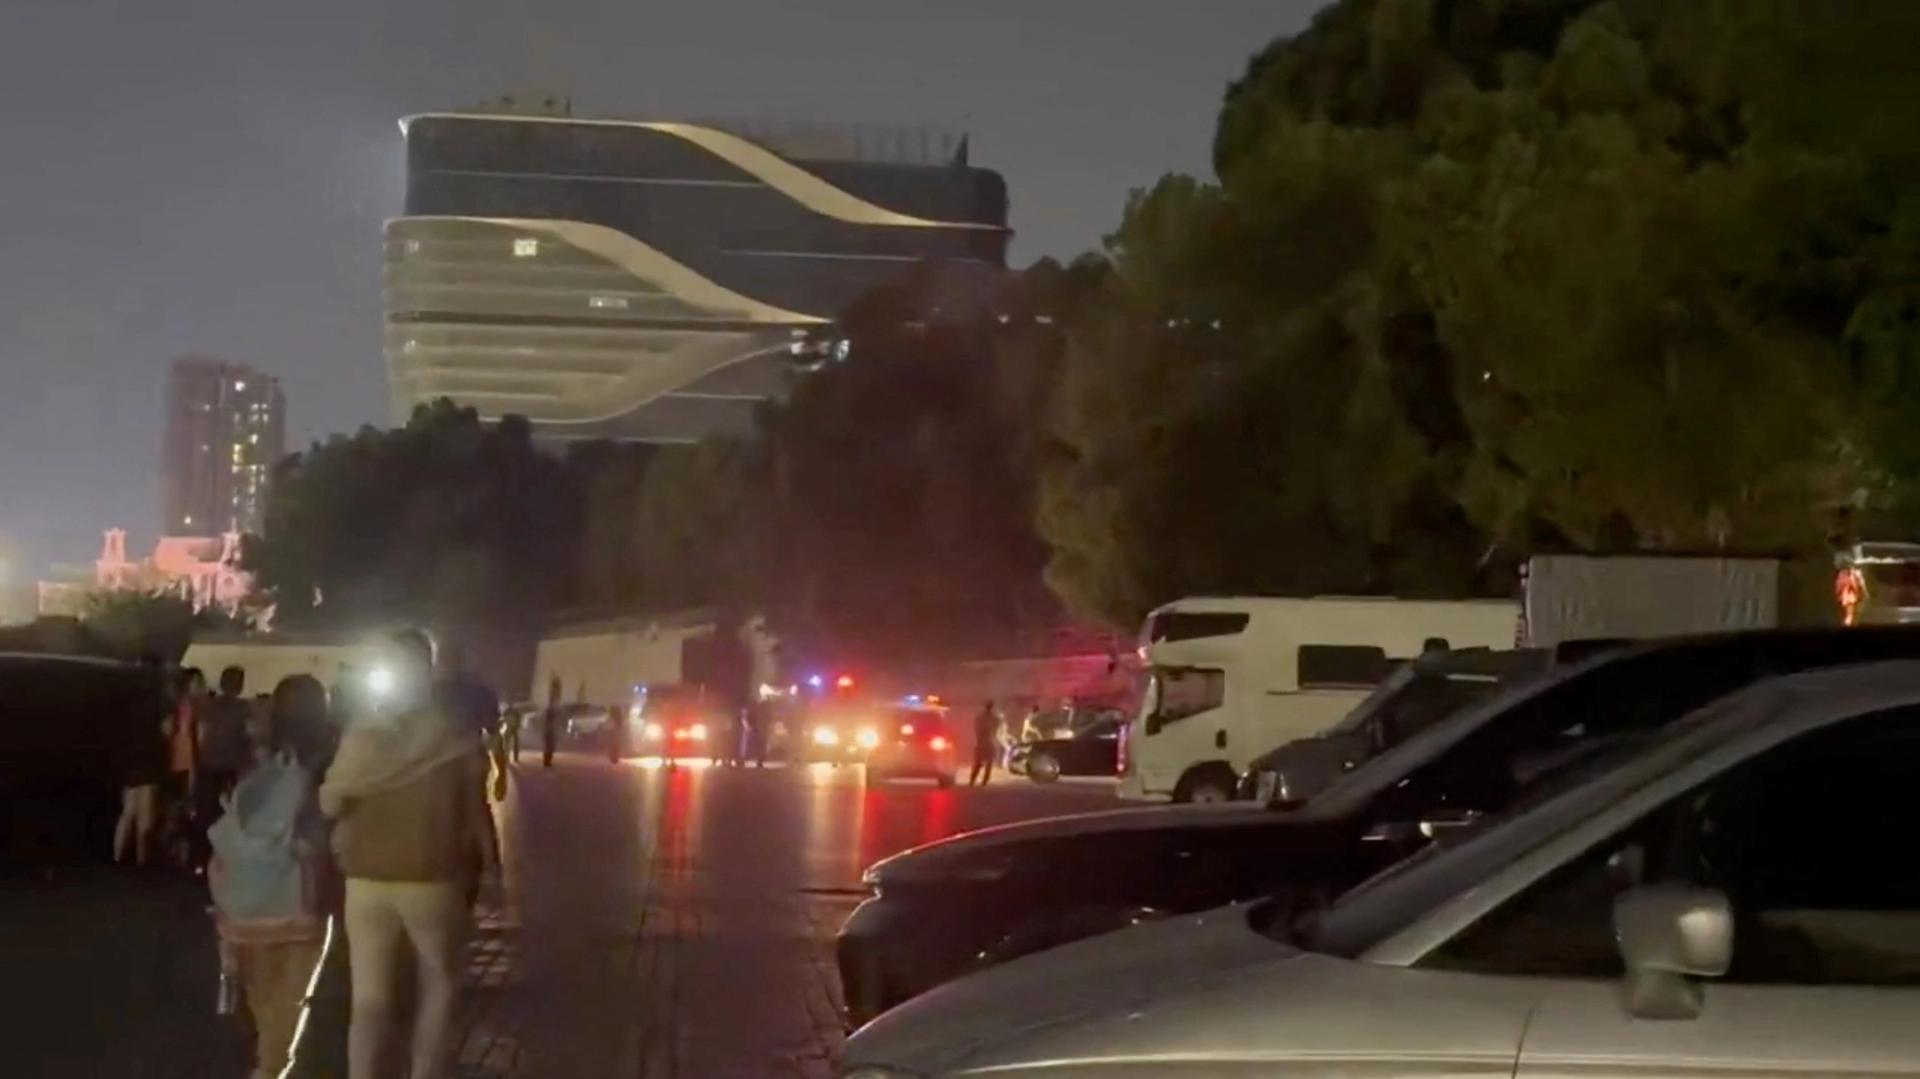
1148, 666, 1225, 723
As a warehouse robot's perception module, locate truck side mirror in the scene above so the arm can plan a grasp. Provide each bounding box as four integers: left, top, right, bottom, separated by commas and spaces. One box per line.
1614, 885, 1733, 1020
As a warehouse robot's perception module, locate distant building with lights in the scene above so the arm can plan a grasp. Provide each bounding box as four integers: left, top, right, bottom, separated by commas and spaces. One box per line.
36, 528, 253, 618
164, 358, 286, 535
385, 111, 1010, 441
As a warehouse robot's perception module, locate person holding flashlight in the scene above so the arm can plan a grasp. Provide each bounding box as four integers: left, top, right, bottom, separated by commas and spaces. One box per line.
319, 630, 498, 1079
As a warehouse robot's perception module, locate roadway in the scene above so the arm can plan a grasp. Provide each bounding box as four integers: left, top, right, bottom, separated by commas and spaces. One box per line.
461, 752, 1118, 1077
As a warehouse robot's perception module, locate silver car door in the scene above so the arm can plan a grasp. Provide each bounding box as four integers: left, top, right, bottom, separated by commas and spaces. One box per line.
1511, 704, 1920, 1077
1518, 979, 1920, 1078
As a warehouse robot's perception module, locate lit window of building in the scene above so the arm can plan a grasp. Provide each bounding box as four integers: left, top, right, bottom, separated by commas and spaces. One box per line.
590, 295, 630, 310
513, 237, 539, 257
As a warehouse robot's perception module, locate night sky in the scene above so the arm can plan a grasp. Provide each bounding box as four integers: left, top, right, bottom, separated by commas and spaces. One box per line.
0, 0, 1320, 580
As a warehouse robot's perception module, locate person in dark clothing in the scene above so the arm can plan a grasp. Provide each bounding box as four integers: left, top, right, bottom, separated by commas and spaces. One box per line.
969, 700, 1000, 786
605, 704, 624, 763
272, 674, 336, 775
743, 703, 768, 768
542, 674, 562, 768
195, 666, 253, 865
437, 653, 506, 798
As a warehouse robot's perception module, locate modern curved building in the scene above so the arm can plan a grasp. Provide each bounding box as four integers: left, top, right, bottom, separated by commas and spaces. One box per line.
385, 113, 1011, 441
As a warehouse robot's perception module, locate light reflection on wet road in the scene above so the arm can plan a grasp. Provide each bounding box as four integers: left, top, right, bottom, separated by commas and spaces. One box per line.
463, 754, 1117, 1078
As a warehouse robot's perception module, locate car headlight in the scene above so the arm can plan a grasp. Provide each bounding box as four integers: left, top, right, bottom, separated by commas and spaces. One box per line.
689, 723, 708, 740
644, 722, 664, 741
856, 726, 880, 748
813, 726, 840, 746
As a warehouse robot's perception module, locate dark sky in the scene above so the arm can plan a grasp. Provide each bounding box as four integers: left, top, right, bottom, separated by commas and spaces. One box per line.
0, 0, 1322, 578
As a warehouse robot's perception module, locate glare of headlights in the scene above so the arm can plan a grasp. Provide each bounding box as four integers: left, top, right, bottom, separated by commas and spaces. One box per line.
856, 726, 880, 749
644, 722, 664, 740
812, 726, 840, 746
689, 723, 708, 740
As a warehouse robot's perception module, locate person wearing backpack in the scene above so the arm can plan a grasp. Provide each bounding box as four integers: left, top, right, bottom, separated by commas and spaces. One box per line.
320, 629, 498, 1079
209, 682, 329, 1079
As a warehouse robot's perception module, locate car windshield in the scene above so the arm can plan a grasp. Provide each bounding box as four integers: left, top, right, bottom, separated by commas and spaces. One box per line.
1328, 665, 1418, 734
1285, 689, 1762, 957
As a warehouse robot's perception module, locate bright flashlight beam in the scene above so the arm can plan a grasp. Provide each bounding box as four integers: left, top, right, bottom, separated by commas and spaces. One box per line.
366, 667, 395, 698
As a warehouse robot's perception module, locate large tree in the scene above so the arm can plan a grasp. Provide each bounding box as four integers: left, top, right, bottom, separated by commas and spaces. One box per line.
1038, 0, 1920, 627
749, 263, 1082, 664
244, 401, 584, 630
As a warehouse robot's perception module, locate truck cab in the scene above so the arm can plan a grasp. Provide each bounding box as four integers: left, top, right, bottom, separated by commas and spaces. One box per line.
1118, 597, 1520, 802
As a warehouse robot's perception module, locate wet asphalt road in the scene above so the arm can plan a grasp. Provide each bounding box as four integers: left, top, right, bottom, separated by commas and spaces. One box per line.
2, 753, 1117, 1078
466, 752, 1120, 1078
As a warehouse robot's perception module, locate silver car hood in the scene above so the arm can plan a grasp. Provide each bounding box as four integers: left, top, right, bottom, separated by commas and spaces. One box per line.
844, 904, 1298, 1074
865, 804, 1279, 886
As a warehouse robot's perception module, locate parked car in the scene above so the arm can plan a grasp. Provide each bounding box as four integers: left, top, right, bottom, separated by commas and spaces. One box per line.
835, 625, 1920, 1028
0, 652, 160, 864
843, 660, 1920, 1077
557, 701, 611, 740
1237, 646, 1551, 803
1008, 715, 1124, 783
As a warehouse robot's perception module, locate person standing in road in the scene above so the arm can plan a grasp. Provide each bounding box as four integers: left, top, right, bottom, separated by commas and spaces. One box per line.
214, 677, 329, 1079
604, 703, 624, 764
166, 667, 207, 800
436, 649, 506, 801
196, 666, 253, 865
969, 700, 1001, 786
321, 630, 497, 1079
542, 673, 562, 769
501, 704, 521, 763
113, 657, 171, 867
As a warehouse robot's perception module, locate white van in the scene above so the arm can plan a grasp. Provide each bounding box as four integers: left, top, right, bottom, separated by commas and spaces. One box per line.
1119, 596, 1518, 802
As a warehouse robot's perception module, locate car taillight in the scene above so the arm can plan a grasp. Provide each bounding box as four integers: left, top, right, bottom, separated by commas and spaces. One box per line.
929, 736, 950, 751
899, 723, 915, 736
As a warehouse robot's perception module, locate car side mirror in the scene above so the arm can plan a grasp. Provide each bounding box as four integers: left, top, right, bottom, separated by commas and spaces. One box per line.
1613, 885, 1733, 1020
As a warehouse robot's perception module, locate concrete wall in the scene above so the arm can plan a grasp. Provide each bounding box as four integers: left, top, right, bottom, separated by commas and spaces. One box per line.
530, 616, 716, 706
182, 640, 370, 697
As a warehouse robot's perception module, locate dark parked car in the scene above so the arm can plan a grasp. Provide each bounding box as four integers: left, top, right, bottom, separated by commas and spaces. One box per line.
1237, 646, 1551, 803
1009, 715, 1124, 783
0, 652, 161, 864
836, 625, 1920, 1027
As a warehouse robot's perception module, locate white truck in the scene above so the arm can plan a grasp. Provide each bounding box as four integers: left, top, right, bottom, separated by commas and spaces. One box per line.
1118, 596, 1520, 802
1120, 556, 1779, 803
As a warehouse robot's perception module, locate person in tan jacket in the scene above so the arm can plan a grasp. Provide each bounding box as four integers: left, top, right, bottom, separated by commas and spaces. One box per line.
320, 630, 497, 1079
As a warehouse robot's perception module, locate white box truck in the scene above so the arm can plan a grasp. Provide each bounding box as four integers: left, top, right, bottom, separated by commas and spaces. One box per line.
1119, 557, 1779, 803
1118, 596, 1520, 802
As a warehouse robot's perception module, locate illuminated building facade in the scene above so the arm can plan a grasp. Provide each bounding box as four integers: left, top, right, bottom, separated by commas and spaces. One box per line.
164, 358, 285, 535
385, 113, 1010, 441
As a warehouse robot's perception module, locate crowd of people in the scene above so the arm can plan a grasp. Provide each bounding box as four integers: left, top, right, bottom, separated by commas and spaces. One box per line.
111, 631, 503, 1079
